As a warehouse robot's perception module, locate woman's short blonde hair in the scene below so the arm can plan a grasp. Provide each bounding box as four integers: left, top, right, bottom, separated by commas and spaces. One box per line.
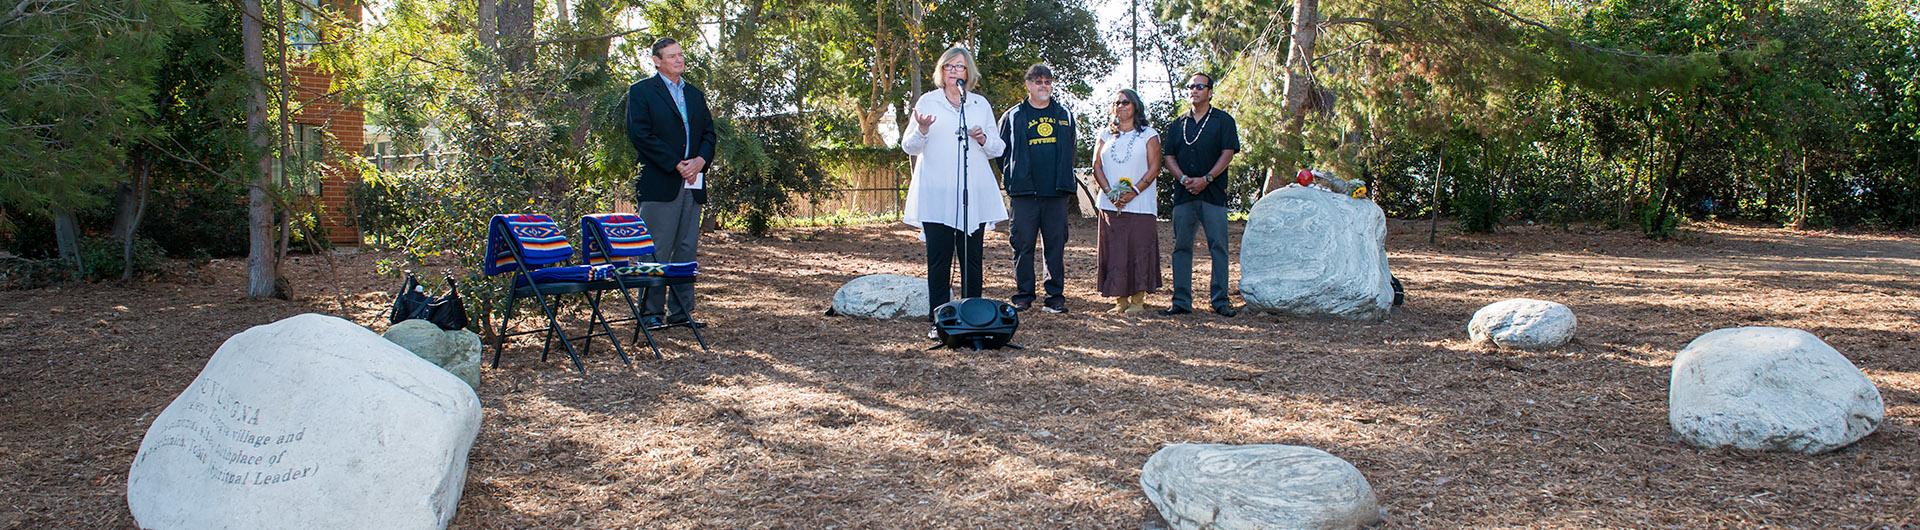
933, 46, 982, 91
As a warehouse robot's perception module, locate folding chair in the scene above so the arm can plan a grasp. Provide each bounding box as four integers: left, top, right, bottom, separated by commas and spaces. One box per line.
580, 213, 710, 359
483, 213, 630, 373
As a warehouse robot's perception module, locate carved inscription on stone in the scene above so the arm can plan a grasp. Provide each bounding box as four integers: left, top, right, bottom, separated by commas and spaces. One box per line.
144, 380, 319, 487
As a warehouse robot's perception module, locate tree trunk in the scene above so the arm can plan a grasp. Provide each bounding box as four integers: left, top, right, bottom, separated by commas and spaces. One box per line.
243, 0, 284, 299
117, 153, 152, 281
478, 0, 497, 49
1791, 149, 1808, 230
498, 0, 535, 73
859, 0, 896, 146
1428, 152, 1444, 244
52, 207, 80, 271
1278, 0, 1320, 164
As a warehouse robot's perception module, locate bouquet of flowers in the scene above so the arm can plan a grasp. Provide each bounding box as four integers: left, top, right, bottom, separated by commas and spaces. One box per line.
1105, 178, 1135, 203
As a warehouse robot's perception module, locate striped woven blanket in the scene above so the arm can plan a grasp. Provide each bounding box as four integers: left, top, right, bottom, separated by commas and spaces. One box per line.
612, 261, 698, 278
483, 214, 574, 277
579, 213, 656, 265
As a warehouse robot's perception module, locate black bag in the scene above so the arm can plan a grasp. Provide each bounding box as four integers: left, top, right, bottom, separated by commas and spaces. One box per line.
390, 272, 470, 331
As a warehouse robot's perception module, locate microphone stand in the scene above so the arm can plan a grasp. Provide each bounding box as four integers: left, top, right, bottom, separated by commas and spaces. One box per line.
953, 79, 974, 302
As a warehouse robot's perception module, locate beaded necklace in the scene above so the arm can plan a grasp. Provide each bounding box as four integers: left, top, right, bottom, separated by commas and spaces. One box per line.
1180, 108, 1212, 146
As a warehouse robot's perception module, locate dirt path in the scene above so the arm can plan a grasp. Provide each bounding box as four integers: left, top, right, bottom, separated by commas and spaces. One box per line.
2, 219, 1914, 528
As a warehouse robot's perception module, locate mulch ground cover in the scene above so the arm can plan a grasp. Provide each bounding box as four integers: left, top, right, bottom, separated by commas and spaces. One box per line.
2, 218, 1915, 528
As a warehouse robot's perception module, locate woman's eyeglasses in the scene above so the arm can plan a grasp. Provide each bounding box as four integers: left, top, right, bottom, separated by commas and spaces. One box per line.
942, 64, 967, 72
1111, 100, 1132, 107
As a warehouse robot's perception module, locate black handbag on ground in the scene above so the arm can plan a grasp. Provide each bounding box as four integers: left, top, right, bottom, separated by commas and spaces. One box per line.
390, 272, 470, 331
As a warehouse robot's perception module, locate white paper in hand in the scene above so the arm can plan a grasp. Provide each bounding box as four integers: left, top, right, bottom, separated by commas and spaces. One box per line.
685, 172, 705, 190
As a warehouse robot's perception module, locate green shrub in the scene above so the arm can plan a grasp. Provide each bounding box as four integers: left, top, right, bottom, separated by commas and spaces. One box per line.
79, 235, 167, 280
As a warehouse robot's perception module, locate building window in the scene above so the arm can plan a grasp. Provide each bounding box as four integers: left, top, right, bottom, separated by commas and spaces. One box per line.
274, 124, 328, 196
289, 0, 320, 52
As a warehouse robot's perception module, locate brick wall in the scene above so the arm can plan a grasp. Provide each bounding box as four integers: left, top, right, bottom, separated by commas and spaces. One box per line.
290, 0, 364, 245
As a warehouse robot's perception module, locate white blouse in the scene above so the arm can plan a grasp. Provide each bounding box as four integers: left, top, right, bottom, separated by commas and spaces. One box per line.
901, 89, 1009, 234
1094, 126, 1159, 215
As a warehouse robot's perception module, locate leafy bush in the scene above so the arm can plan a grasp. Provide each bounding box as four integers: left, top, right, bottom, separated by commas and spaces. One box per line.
78, 236, 167, 280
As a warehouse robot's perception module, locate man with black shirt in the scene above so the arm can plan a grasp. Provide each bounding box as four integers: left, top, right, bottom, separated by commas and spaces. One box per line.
1160, 72, 1240, 317
996, 64, 1077, 313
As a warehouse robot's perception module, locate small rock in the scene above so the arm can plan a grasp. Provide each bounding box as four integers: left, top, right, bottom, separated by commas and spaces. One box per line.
1467, 298, 1576, 350
831, 274, 931, 319
383, 319, 482, 389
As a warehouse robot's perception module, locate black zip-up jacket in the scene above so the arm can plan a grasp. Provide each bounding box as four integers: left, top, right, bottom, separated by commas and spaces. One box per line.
996, 100, 1077, 197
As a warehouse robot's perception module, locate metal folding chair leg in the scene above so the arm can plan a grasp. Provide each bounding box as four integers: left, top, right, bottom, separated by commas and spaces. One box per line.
614, 282, 665, 360
666, 289, 711, 354
527, 287, 589, 374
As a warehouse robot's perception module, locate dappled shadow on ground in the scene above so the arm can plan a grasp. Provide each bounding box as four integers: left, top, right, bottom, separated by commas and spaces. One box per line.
0, 219, 1914, 527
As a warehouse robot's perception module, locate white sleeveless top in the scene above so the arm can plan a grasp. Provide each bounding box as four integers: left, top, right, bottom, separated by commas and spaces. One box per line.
1094, 126, 1159, 215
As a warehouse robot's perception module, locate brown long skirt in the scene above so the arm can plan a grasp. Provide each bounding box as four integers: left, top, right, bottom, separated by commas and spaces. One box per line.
1096, 211, 1162, 297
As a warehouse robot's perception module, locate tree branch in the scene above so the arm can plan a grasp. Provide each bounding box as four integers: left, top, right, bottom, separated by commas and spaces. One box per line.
531, 27, 647, 46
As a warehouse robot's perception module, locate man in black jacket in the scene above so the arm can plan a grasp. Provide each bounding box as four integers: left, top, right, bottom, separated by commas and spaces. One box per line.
996, 64, 1077, 313
625, 38, 716, 327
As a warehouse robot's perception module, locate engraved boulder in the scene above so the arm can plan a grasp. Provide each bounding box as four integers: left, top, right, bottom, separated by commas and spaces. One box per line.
1239, 185, 1395, 321
1142, 444, 1383, 530
1669, 327, 1884, 454
127, 313, 482, 529
831, 274, 931, 319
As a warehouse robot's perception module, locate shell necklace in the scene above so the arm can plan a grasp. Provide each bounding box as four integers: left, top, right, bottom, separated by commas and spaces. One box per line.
1180, 108, 1212, 146
1108, 128, 1142, 167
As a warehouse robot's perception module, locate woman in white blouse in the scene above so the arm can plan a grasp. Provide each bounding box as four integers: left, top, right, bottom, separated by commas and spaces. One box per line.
901, 45, 1008, 330
1091, 88, 1162, 314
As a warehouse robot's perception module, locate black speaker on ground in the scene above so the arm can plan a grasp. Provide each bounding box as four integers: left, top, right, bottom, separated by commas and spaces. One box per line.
932, 297, 1020, 350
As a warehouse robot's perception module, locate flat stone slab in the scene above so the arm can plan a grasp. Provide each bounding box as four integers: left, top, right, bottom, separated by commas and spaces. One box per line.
1142, 443, 1383, 529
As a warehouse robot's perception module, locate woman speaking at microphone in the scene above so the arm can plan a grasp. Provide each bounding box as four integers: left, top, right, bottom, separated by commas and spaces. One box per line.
901, 45, 1007, 341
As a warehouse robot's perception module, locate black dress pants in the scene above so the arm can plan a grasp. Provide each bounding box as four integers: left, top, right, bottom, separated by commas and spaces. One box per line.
923, 222, 984, 315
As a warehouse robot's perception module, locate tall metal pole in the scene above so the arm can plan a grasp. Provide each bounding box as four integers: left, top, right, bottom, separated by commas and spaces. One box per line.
1130, 0, 1138, 91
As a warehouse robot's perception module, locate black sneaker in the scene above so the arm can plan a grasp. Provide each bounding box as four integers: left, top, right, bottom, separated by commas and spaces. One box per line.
1043, 301, 1068, 314
1158, 306, 1193, 316
1011, 300, 1034, 313
1214, 306, 1239, 318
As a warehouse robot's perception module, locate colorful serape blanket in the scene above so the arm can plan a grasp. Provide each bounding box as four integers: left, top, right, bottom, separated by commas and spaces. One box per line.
612, 261, 699, 278
579, 213, 656, 265
483, 213, 574, 277
513, 263, 616, 287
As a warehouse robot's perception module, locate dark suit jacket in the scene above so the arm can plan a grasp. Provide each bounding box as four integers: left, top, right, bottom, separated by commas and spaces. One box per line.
626, 74, 717, 204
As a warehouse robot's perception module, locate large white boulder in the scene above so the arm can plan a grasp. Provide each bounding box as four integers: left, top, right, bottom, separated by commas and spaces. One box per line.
831, 274, 930, 319
1468, 298, 1577, 349
127, 313, 482, 529
1669, 327, 1884, 454
1239, 185, 1394, 321
1142, 444, 1382, 530
383, 319, 483, 389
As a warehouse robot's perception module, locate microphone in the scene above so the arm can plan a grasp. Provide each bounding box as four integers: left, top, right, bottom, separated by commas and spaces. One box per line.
956, 78, 966, 89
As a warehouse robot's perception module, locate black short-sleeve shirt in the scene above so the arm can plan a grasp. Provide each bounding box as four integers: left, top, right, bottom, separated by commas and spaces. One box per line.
1163, 109, 1241, 206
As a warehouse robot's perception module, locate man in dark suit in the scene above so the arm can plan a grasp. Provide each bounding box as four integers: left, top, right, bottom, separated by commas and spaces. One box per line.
625, 37, 716, 327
